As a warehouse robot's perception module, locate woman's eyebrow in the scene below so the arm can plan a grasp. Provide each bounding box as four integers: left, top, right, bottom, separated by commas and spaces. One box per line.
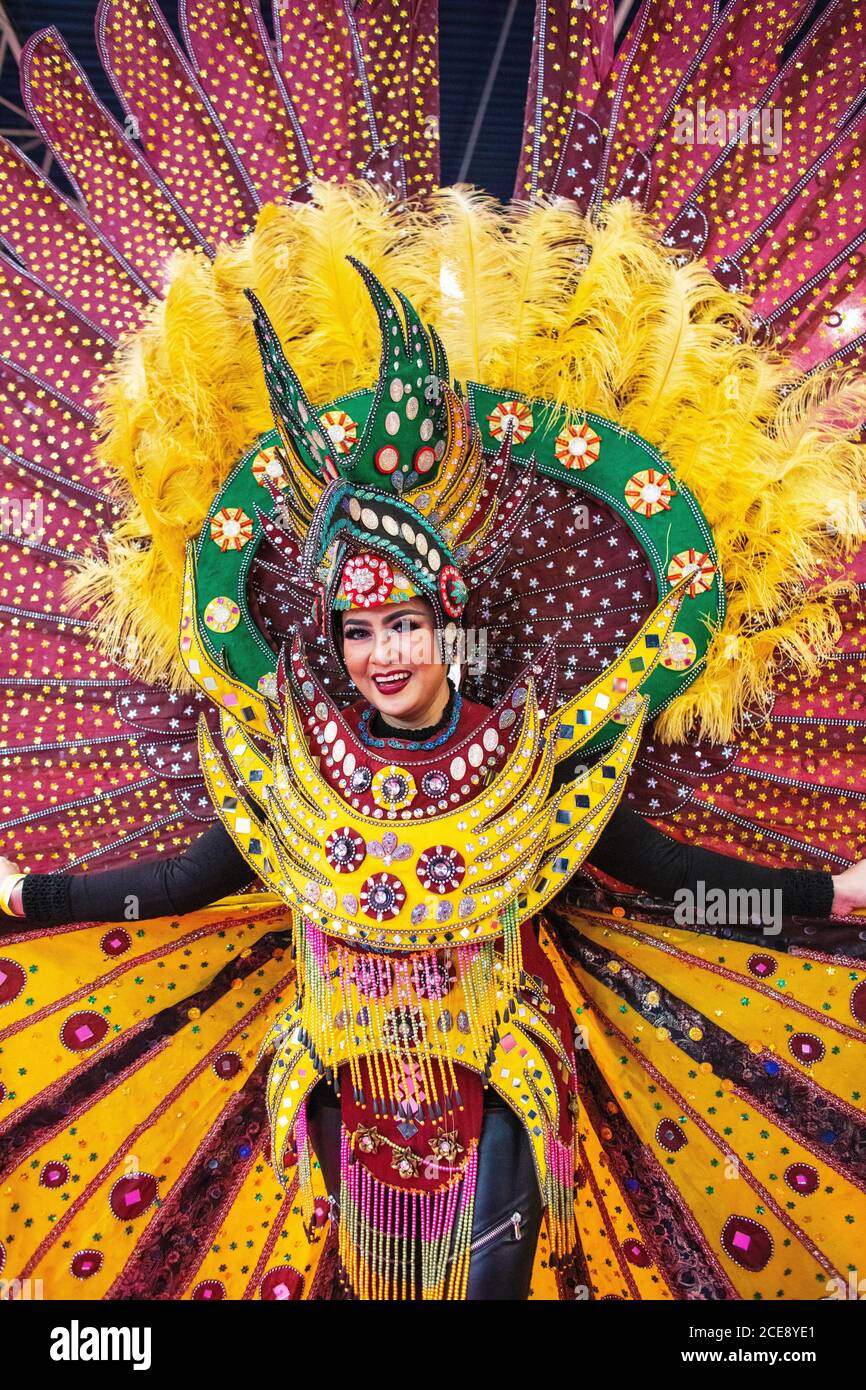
384, 606, 426, 622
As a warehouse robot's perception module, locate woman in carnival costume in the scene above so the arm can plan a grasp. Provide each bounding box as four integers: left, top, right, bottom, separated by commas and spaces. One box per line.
2, 0, 866, 1301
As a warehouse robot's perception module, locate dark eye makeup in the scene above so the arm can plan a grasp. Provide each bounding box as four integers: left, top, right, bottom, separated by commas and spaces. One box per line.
342, 609, 427, 641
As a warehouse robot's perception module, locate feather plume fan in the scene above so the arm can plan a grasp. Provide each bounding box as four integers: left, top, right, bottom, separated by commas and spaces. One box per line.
67, 184, 866, 743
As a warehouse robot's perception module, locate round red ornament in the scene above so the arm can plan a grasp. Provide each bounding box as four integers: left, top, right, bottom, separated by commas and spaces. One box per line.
341, 553, 394, 607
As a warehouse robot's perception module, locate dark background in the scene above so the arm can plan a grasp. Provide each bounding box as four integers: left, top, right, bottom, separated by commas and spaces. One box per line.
0, 0, 837, 200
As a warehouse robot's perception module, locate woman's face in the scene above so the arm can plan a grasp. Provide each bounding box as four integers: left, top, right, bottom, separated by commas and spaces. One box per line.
340, 598, 448, 726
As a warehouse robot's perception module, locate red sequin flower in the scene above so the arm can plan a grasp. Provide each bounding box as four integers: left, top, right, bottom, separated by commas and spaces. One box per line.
416, 845, 466, 894
341, 553, 395, 607
360, 872, 407, 921
325, 826, 366, 873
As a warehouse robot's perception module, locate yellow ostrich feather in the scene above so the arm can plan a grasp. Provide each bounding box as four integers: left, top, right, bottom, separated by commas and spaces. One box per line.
496, 198, 589, 393
396, 185, 519, 383
66, 184, 866, 743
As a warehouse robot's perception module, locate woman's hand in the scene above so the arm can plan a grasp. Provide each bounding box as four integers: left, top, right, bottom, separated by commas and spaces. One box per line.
0, 856, 25, 916
831, 860, 866, 917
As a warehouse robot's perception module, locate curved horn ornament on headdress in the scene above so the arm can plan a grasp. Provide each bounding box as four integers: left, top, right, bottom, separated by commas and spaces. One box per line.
238, 264, 532, 668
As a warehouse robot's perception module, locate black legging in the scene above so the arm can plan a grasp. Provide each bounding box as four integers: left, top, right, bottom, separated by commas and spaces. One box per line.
307, 1081, 544, 1300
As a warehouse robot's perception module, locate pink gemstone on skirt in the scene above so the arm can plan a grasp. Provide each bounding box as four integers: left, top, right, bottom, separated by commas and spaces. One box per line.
192, 1280, 226, 1300
101, 929, 131, 957
40, 1162, 69, 1188
623, 1239, 651, 1267
213, 1051, 242, 1079
61, 1011, 109, 1051
71, 1250, 103, 1279
784, 1163, 819, 1195
789, 1032, 825, 1066
260, 1265, 303, 1300
109, 1173, 158, 1220
0, 959, 25, 1005
721, 1216, 773, 1271
747, 954, 776, 978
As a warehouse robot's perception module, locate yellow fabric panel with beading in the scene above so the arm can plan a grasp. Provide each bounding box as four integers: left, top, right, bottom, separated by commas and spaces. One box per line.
573, 1084, 677, 1301
178, 1159, 329, 1301
541, 917, 866, 1300
576, 915, 866, 1109
0, 906, 280, 1114
0, 912, 293, 1297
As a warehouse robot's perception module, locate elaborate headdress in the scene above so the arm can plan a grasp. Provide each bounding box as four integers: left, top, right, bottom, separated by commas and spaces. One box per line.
178, 239, 729, 750
240, 264, 536, 669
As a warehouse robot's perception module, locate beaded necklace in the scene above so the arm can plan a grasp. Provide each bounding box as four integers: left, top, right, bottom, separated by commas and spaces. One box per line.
357, 680, 462, 751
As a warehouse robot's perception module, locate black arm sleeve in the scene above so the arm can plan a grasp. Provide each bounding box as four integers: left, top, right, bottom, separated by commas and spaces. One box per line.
588, 805, 835, 918
19, 822, 256, 926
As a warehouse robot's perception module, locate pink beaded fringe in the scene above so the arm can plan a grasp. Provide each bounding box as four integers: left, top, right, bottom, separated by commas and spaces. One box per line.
337, 1125, 480, 1299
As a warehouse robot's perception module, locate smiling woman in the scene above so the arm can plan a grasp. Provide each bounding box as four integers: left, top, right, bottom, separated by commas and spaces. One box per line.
339, 596, 451, 729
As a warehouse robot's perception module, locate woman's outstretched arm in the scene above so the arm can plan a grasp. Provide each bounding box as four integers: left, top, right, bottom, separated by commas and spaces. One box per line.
0, 822, 254, 927
6, 806, 862, 930
588, 805, 864, 918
